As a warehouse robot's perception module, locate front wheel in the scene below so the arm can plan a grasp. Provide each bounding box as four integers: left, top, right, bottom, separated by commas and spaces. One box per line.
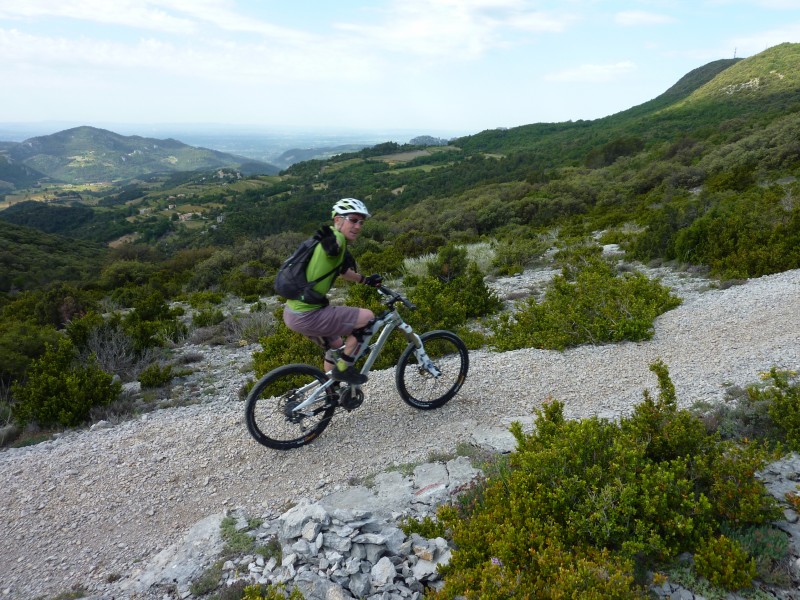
244, 364, 337, 450
396, 330, 469, 409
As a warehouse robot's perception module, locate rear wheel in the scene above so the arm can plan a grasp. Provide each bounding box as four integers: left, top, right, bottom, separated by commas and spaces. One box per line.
396, 330, 469, 409
244, 364, 337, 450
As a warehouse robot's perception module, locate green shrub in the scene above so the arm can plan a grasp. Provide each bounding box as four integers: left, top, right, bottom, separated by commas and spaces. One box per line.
400, 515, 446, 538
491, 237, 547, 275
630, 185, 800, 278
220, 515, 259, 556
12, 337, 121, 428
193, 308, 225, 328
408, 262, 502, 333
755, 369, 800, 450
623, 361, 711, 463
251, 309, 322, 378
0, 318, 61, 386
64, 311, 105, 351
427, 243, 469, 283
721, 523, 791, 586
694, 534, 756, 591
188, 290, 225, 308
189, 561, 223, 596
356, 245, 405, 276
138, 363, 174, 388
491, 254, 681, 351
242, 584, 304, 600
705, 440, 781, 525
432, 361, 780, 599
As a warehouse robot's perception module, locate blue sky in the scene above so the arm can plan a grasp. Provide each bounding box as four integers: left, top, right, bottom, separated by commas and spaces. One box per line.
1, 0, 799, 138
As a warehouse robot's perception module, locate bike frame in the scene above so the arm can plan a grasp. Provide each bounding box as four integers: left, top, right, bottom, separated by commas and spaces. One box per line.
290, 289, 439, 414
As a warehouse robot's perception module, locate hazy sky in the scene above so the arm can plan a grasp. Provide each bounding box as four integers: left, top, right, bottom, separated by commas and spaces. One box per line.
2, 0, 800, 137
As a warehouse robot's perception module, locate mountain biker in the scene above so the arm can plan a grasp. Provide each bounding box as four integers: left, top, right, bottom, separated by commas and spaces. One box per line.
282, 198, 383, 385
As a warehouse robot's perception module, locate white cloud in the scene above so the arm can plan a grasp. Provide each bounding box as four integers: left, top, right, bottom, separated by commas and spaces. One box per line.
334, 0, 577, 60
728, 24, 800, 54
0, 0, 313, 40
0, 25, 378, 86
615, 11, 676, 26
0, 0, 197, 34
545, 61, 637, 83
667, 22, 800, 62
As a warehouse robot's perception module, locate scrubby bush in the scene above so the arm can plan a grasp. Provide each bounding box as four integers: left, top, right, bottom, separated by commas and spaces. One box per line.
223, 309, 275, 344
431, 361, 780, 599
721, 523, 791, 586
66, 313, 154, 381
187, 290, 224, 308
11, 337, 121, 428
193, 308, 225, 328
242, 584, 304, 599
694, 534, 756, 591
138, 363, 174, 388
251, 309, 322, 378
693, 369, 800, 452
629, 185, 800, 278
355, 245, 405, 277
427, 243, 469, 283
0, 319, 61, 387
491, 237, 547, 275
400, 515, 446, 539
491, 254, 681, 351
756, 368, 800, 450
408, 262, 502, 333
120, 289, 187, 351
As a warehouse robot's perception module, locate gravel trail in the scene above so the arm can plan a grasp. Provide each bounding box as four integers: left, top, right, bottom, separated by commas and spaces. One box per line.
1, 268, 799, 599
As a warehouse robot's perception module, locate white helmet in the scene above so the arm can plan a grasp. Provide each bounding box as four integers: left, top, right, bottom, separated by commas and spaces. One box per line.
332, 198, 370, 218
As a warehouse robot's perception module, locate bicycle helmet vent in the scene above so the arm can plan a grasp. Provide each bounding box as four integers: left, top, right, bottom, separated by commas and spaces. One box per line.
332, 198, 370, 218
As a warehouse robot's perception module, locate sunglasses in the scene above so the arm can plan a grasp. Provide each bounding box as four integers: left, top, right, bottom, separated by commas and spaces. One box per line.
344, 215, 366, 225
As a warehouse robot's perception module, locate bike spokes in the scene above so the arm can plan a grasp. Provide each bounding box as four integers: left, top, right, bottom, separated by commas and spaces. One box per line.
244, 364, 337, 450
396, 330, 469, 410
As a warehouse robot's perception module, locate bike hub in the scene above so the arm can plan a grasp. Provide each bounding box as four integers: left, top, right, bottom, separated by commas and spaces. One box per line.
283, 398, 304, 423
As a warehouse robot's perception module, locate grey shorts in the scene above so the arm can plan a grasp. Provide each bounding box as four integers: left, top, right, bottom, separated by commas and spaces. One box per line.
283, 305, 362, 350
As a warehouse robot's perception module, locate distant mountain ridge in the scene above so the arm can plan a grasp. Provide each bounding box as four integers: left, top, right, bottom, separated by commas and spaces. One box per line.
272, 144, 368, 169
0, 126, 279, 185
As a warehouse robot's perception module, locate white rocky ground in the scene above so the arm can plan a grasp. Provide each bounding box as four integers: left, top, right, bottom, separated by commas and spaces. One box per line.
1, 261, 799, 599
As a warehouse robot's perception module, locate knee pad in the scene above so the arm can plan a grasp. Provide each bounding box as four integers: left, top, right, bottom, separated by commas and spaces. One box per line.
352, 322, 373, 344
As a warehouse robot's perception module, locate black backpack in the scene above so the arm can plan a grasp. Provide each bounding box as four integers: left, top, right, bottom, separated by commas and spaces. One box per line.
274, 238, 340, 305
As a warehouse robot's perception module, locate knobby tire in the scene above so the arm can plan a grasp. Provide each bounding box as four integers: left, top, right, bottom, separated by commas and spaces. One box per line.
395, 330, 469, 409
244, 363, 337, 450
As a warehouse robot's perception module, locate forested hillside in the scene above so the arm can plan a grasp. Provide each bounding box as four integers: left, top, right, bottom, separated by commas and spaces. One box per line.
1, 125, 278, 183
2, 42, 799, 420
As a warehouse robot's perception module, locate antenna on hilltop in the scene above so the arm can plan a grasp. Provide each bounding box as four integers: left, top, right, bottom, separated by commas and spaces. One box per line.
734, 47, 737, 59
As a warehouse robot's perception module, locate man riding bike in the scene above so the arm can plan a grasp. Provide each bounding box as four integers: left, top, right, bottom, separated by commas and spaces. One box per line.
282, 198, 383, 385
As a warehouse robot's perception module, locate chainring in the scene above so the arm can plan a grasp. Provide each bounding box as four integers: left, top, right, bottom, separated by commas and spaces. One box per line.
338, 387, 364, 412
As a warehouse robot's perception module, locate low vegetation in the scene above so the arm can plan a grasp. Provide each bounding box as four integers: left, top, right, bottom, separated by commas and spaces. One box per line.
421, 362, 798, 599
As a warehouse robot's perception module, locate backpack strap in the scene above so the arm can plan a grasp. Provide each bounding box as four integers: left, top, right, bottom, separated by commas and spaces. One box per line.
305, 241, 344, 288
307, 263, 340, 287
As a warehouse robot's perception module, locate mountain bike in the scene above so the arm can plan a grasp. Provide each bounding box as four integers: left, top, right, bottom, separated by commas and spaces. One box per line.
244, 286, 469, 450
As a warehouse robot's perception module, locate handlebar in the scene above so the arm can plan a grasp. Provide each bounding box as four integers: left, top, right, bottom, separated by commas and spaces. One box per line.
377, 285, 416, 310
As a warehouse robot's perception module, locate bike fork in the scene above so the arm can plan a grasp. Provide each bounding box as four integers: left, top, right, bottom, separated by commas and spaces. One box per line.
399, 324, 441, 378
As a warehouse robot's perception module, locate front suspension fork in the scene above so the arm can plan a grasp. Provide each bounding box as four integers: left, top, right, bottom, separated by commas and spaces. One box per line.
398, 324, 441, 378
